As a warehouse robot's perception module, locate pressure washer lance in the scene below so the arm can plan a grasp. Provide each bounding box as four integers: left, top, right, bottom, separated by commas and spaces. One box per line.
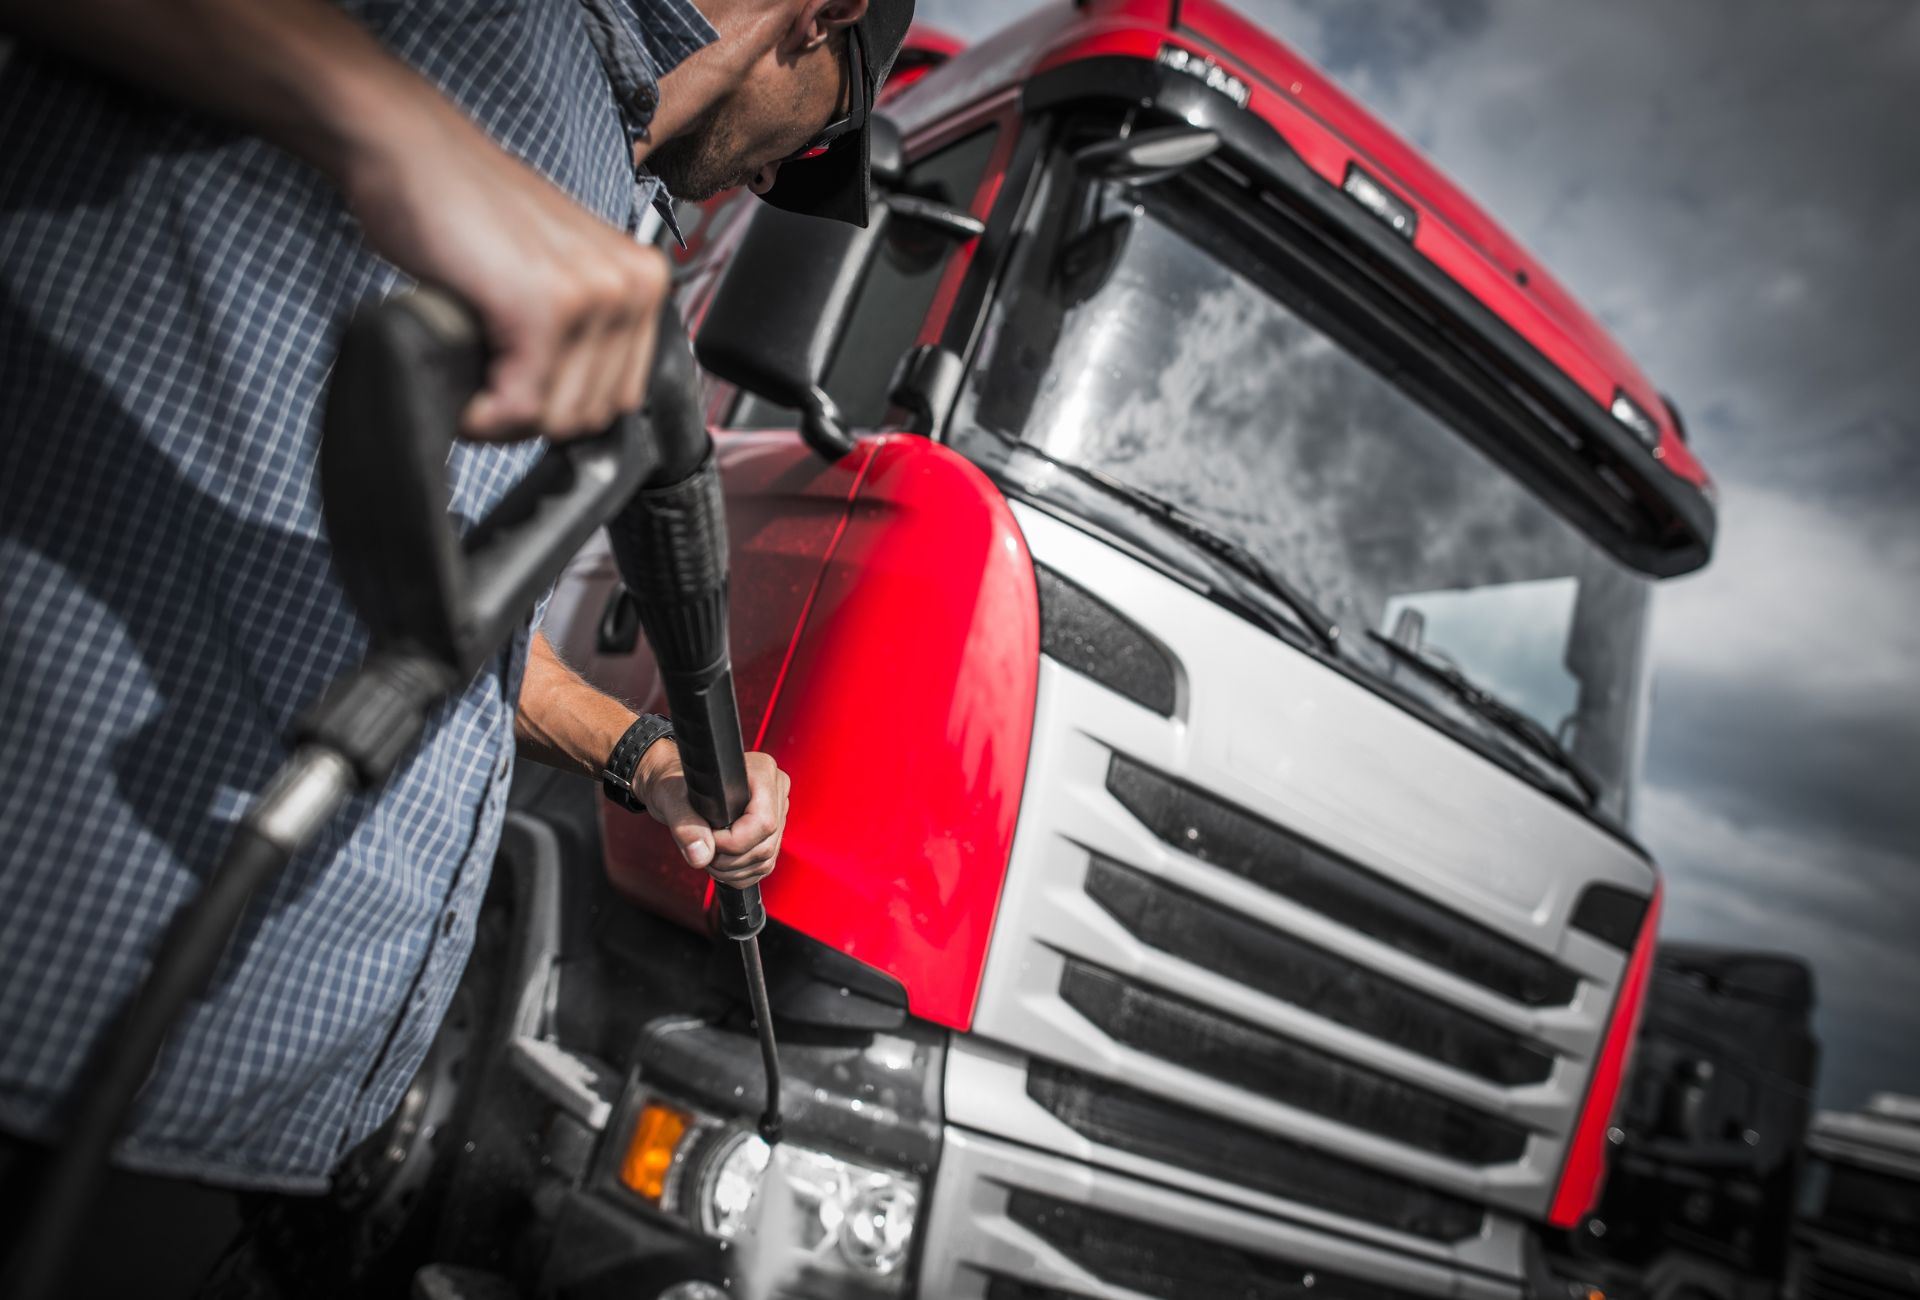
604, 318, 784, 1147
1, 287, 668, 1300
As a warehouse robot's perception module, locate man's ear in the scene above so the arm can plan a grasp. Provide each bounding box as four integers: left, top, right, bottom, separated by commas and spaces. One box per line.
786, 0, 867, 55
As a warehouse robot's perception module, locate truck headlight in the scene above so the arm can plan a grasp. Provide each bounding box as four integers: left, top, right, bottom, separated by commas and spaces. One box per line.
699, 1133, 920, 1290
617, 1095, 922, 1295
698, 1129, 772, 1239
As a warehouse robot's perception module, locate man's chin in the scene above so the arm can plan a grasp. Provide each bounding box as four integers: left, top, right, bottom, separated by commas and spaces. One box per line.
658, 169, 758, 205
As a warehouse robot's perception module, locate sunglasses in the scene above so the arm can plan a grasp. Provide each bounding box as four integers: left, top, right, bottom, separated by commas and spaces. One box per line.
784, 25, 869, 163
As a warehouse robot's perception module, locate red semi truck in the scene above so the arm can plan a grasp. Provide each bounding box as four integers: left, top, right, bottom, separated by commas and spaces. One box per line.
334, 4, 1722, 1296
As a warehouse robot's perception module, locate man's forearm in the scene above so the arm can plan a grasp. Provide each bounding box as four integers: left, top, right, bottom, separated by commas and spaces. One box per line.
1, 0, 446, 183
516, 631, 641, 778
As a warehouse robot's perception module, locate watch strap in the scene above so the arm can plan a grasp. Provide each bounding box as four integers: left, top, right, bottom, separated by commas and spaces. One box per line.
602, 714, 674, 814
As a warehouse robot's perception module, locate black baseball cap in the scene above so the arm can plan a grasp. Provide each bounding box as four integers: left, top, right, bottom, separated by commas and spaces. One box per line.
760, 0, 917, 227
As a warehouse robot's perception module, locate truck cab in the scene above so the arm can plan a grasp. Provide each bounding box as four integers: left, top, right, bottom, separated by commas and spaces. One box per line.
1788, 1095, 1920, 1299
391, 4, 1721, 1297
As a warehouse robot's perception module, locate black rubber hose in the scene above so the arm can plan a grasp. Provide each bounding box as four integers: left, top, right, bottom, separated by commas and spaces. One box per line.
2, 823, 300, 1299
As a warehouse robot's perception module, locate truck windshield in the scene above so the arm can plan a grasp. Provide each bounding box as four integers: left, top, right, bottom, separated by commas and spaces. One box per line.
952, 173, 1652, 820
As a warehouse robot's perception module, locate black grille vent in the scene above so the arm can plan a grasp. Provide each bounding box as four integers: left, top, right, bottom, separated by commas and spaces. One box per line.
1106, 755, 1578, 1007
1005, 1191, 1428, 1300
985, 1280, 1085, 1300
1086, 856, 1555, 1086
1026, 1062, 1485, 1242
1035, 564, 1179, 716
1060, 960, 1529, 1164
1569, 883, 1650, 950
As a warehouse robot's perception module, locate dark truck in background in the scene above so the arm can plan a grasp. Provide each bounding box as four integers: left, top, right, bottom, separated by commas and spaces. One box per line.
315, 3, 1731, 1297
1786, 1095, 1920, 1300
1572, 947, 1821, 1300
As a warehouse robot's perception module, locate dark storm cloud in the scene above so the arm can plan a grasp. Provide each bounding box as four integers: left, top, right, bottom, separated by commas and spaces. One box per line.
917, 0, 1920, 1104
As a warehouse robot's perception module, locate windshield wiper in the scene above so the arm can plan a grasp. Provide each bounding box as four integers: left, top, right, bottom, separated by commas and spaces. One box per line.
967, 427, 1341, 653
1058, 461, 1340, 653
1364, 631, 1600, 806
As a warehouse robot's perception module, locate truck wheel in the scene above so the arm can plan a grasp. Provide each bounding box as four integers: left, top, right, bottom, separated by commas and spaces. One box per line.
251, 884, 517, 1298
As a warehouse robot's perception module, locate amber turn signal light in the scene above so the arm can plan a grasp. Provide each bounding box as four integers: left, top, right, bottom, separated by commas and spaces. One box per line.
620, 1101, 692, 1203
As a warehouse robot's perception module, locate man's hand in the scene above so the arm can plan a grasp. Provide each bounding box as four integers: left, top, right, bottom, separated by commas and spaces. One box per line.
3, 0, 666, 443
635, 746, 790, 889
342, 103, 670, 442
516, 635, 791, 889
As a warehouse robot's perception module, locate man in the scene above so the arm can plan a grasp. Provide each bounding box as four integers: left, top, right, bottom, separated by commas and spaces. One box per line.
0, 0, 914, 1291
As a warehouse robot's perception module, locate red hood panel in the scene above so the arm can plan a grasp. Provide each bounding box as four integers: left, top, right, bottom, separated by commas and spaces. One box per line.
745, 435, 1039, 1031
600, 433, 876, 931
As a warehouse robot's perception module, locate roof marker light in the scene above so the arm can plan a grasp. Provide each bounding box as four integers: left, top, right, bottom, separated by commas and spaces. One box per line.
1609, 389, 1662, 451
1342, 163, 1417, 241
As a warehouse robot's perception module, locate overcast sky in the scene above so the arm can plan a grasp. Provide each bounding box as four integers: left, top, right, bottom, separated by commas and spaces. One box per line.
919, 0, 1920, 1108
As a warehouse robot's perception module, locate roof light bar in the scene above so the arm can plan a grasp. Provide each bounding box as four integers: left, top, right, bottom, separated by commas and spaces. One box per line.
1342, 163, 1417, 242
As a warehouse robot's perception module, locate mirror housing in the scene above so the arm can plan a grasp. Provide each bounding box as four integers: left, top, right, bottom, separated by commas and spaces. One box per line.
871, 113, 906, 187
693, 200, 879, 461
1074, 124, 1221, 184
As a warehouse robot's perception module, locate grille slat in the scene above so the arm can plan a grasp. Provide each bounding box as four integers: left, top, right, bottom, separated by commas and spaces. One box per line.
1027, 1062, 1485, 1242
1086, 855, 1555, 1087
1037, 564, 1178, 716
1107, 756, 1577, 1007
1060, 960, 1529, 1165
1007, 1191, 1429, 1300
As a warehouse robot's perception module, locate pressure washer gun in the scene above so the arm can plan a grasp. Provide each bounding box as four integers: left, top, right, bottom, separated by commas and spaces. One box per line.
1, 287, 779, 1299
601, 322, 786, 1146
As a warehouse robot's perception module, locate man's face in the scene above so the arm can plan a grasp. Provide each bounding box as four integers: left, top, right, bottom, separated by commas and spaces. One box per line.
649, 29, 851, 203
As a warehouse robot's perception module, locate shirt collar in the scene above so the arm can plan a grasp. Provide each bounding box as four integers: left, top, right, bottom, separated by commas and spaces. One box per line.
576, 0, 716, 242
575, 0, 718, 145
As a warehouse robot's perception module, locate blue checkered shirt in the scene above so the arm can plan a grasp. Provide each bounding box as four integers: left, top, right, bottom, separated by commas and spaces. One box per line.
0, 0, 713, 1190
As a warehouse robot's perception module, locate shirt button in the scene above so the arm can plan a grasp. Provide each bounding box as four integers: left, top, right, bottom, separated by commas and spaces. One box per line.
442, 909, 458, 937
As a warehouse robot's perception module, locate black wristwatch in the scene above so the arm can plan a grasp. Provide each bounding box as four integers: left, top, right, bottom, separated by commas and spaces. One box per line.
602, 714, 675, 814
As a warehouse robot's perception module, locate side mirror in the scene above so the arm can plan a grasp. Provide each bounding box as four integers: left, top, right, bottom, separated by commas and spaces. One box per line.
1073, 124, 1221, 185
871, 113, 906, 187
694, 201, 882, 462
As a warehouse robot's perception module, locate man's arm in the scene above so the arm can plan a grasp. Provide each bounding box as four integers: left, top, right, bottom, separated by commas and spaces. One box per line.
0, 0, 665, 441
517, 633, 789, 887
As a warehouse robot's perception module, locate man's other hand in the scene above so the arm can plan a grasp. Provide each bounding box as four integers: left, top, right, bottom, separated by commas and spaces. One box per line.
637, 746, 791, 889
343, 102, 669, 442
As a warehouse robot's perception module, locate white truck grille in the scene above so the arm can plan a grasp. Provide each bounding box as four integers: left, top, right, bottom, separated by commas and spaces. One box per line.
928, 505, 1653, 1296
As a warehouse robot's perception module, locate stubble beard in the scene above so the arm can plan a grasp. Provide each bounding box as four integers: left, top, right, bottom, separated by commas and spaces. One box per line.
648, 111, 756, 203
